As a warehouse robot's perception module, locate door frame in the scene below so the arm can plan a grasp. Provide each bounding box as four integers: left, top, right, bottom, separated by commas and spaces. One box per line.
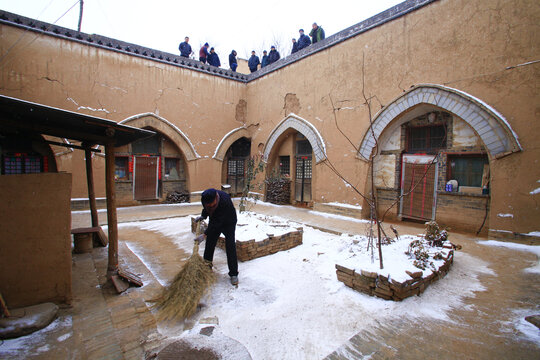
399, 154, 438, 221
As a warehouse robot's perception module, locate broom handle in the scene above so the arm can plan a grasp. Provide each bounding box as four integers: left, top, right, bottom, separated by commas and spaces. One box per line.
0, 291, 10, 317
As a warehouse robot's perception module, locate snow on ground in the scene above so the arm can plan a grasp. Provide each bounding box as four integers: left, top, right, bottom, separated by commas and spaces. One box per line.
323, 202, 362, 210
0, 316, 72, 358
308, 210, 370, 223
123, 213, 494, 359
480, 240, 540, 274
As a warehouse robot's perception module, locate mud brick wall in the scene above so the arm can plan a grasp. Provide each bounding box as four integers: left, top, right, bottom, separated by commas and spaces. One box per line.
336, 246, 455, 301
436, 193, 489, 234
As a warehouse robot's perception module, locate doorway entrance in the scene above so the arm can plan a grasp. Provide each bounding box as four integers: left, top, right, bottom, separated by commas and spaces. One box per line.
399, 154, 438, 221
295, 138, 312, 203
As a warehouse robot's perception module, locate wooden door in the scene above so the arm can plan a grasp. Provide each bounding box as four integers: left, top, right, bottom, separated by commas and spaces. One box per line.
227, 158, 245, 195
133, 156, 159, 200
295, 156, 312, 202
399, 154, 438, 221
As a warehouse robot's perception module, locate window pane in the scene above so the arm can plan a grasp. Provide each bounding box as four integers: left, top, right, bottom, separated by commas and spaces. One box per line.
449, 156, 488, 187
279, 156, 290, 176
115, 157, 128, 180
165, 158, 180, 180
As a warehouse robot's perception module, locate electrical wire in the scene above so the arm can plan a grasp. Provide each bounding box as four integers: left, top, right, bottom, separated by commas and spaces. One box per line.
0, 0, 80, 66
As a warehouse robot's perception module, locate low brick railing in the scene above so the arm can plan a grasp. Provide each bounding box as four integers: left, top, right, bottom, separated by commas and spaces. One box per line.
336, 245, 454, 301
191, 217, 303, 262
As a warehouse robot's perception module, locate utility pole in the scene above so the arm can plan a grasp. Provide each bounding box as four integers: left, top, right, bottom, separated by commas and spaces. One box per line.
77, 0, 84, 32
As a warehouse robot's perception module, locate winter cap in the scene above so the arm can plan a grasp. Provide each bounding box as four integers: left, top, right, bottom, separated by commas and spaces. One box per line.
204, 42, 209, 46
201, 188, 217, 204
210, 47, 214, 51
299, 29, 304, 32
271, 45, 276, 49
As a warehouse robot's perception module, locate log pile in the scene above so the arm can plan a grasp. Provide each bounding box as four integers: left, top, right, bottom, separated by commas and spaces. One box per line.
164, 190, 190, 203
265, 178, 291, 205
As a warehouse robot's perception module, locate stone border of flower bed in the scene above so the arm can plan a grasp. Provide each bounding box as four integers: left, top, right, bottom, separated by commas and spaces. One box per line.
335, 244, 455, 301
191, 217, 303, 262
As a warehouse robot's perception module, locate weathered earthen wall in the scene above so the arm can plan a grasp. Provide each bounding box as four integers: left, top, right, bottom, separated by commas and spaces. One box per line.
0, 173, 72, 308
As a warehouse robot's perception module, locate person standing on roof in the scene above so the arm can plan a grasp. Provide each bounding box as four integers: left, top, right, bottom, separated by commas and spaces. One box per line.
207, 47, 221, 67
297, 29, 311, 50
267, 45, 280, 65
309, 23, 325, 44
179, 36, 193, 58
261, 50, 269, 68
291, 38, 299, 54
248, 50, 260, 73
199, 43, 210, 63
194, 188, 239, 286
229, 50, 238, 71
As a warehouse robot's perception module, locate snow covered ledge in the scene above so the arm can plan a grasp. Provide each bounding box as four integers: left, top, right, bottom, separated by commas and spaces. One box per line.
336, 244, 455, 301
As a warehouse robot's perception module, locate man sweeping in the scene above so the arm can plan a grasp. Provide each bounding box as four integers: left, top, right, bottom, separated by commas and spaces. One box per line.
195, 188, 239, 285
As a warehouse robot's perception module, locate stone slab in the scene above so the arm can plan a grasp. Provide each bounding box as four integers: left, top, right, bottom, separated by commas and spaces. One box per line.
0, 302, 58, 339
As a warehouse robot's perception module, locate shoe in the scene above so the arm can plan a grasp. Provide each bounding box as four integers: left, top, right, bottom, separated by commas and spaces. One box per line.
230, 275, 238, 285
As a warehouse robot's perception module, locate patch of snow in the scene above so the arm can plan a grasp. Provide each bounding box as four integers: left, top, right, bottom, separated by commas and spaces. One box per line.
309, 210, 369, 223
67, 97, 110, 114
526, 231, 540, 237
123, 215, 490, 359
342, 179, 352, 188
479, 240, 540, 273
511, 309, 540, 345
0, 316, 72, 358
497, 213, 514, 218
530, 187, 540, 195
323, 202, 362, 210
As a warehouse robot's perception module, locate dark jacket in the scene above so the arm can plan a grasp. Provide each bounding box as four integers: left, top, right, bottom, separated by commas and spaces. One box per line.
267, 49, 280, 64
208, 52, 221, 67
179, 41, 192, 57
261, 55, 269, 68
291, 42, 299, 54
248, 55, 260, 71
229, 52, 237, 67
297, 34, 311, 50
201, 190, 237, 236
309, 26, 325, 44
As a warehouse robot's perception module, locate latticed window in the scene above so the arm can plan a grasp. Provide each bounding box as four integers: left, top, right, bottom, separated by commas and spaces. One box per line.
2, 154, 43, 174
408, 125, 446, 153
279, 156, 290, 176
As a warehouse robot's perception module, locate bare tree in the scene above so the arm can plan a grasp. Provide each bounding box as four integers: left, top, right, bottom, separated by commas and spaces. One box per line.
324, 52, 446, 269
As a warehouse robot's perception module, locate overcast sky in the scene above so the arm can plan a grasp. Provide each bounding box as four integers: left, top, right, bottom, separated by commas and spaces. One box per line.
0, 0, 402, 63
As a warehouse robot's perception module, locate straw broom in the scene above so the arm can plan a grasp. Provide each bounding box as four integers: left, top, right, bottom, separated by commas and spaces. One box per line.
153, 222, 215, 321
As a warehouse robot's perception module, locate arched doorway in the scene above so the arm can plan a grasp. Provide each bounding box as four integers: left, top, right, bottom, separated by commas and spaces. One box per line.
263, 114, 326, 206
358, 85, 521, 232
114, 129, 188, 204
223, 137, 251, 195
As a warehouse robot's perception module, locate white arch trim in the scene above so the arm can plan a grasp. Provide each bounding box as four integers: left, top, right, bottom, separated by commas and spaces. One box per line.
357, 84, 522, 161
119, 113, 200, 160
263, 113, 327, 163
212, 126, 250, 161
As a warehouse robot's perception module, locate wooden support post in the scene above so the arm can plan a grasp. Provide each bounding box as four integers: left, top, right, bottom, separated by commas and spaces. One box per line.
84, 147, 99, 228
105, 142, 118, 277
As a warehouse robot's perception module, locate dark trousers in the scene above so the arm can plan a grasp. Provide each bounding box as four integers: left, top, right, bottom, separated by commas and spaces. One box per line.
199, 57, 207, 64
204, 222, 238, 276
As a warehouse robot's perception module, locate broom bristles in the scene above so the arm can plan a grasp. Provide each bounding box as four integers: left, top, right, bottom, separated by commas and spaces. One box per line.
153, 223, 215, 321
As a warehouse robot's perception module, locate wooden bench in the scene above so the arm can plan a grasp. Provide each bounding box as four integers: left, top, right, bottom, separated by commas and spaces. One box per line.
71, 226, 108, 253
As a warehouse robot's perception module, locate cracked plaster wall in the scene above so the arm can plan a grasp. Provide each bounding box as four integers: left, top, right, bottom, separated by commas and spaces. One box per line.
0, 0, 538, 234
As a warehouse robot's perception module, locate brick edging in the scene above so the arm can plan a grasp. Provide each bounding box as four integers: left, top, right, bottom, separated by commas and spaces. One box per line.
336, 245, 454, 301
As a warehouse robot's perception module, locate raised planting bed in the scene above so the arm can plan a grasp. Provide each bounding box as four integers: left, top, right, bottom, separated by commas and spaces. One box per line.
335, 221, 456, 301
191, 211, 303, 262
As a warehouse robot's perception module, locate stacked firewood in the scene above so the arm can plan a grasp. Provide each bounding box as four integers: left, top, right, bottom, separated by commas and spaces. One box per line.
265, 178, 291, 205
164, 190, 190, 203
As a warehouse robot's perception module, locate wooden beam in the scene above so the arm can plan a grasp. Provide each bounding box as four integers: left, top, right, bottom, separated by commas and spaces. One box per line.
46, 139, 101, 152
105, 142, 118, 277
85, 148, 99, 229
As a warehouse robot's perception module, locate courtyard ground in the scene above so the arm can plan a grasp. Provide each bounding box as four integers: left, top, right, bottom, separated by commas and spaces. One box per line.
0, 201, 539, 359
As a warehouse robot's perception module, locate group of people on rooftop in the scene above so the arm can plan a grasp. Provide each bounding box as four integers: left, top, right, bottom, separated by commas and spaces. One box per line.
178, 22, 325, 74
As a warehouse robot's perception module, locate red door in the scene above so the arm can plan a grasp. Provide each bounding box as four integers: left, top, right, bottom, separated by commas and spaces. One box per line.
133, 156, 159, 200
399, 155, 438, 221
